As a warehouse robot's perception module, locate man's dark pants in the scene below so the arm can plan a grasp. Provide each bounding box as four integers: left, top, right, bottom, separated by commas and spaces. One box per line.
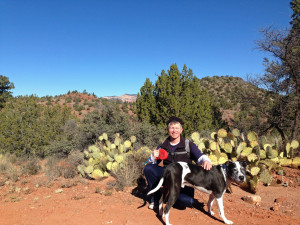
143, 163, 194, 208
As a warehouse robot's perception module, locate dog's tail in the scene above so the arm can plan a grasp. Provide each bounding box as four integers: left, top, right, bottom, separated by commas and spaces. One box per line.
147, 177, 164, 195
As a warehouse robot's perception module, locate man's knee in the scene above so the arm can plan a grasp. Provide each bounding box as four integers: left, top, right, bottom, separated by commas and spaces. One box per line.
143, 164, 155, 177
175, 193, 194, 208
144, 164, 163, 177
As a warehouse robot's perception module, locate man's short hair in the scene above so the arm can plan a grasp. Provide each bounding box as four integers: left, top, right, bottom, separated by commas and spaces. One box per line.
167, 116, 184, 127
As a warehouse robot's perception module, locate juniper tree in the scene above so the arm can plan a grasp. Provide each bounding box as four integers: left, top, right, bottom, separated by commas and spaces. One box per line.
0, 75, 14, 109
136, 78, 156, 123
137, 64, 221, 135
254, 0, 300, 140
0, 96, 73, 157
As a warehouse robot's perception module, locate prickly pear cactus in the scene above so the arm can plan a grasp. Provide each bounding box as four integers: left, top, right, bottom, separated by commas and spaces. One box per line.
92, 169, 104, 179
77, 132, 153, 180
250, 166, 260, 176
247, 131, 258, 142
188, 128, 299, 194
259, 169, 273, 186
291, 157, 300, 169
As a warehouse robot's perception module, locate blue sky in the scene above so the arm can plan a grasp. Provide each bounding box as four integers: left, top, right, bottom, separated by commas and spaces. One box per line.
0, 0, 292, 97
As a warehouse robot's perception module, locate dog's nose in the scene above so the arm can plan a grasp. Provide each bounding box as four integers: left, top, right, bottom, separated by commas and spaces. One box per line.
239, 176, 245, 181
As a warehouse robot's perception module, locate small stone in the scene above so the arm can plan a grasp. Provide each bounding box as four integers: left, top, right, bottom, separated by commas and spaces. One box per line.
241, 195, 262, 205
15, 187, 21, 193
55, 189, 63, 193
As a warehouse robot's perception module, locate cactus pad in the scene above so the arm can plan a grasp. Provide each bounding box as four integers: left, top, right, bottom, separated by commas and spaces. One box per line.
259, 169, 273, 186
124, 140, 131, 148
241, 147, 253, 157
232, 128, 240, 137
250, 166, 260, 176
92, 169, 104, 179
84, 165, 94, 174
247, 153, 258, 162
279, 158, 292, 166
224, 143, 233, 153
191, 132, 200, 142
291, 140, 299, 149
102, 133, 108, 140
291, 157, 300, 168
250, 140, 259, 148
210, 141, 219, 151
217, 129, 227, 138
210, 132, 217, 140
130, 136, 137, 143
247, 131, 258, 142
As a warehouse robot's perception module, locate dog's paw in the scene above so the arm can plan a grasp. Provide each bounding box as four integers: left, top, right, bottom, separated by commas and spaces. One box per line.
209, 211, 215, 216
224, 220, 233, 224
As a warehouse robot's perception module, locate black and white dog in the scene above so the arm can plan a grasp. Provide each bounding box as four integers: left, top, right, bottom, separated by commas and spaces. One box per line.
147, 161, 246, 225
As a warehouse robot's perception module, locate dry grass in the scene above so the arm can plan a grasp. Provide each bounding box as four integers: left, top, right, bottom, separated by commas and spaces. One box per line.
112, 156, 141, 191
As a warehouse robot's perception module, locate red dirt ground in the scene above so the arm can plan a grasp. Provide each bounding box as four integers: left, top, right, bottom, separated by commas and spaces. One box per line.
0, 168, 299, 225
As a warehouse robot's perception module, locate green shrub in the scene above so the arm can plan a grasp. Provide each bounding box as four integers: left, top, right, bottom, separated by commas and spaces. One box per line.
21, 158, 41, 175
0, 157, 12, 173
59, 160, 77, 179
44, 157, 61, 180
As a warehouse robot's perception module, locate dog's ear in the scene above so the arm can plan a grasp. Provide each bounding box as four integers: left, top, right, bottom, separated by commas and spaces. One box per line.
240, 161, 247, 168
225, 161, 232, 167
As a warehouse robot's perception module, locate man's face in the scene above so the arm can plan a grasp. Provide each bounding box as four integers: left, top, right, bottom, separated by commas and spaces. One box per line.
168, 122, 183, 140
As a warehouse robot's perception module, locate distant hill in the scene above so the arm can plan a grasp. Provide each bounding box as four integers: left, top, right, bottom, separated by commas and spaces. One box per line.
102, 94, 137, 102
36, 76, 267, 124
198, 75, 268, 124
38, 91, 136, 119
199, 75, 265, 108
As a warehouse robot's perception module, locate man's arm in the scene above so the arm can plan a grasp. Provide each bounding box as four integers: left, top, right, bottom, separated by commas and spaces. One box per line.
190, 141, 212, 170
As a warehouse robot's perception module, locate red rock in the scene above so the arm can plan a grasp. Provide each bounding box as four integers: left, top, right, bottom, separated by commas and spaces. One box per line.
274, 197, 287, 205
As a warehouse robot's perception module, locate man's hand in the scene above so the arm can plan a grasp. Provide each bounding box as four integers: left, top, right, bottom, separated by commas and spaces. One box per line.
202, 160, 212, 170
153, 149, 160, 158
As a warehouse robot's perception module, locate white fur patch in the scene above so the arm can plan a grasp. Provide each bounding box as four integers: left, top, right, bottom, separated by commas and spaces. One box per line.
194, 186, 212, 194
178, 162, 191, 188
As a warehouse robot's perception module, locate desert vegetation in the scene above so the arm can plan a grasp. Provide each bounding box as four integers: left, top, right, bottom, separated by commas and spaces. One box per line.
0, 0, 299, 203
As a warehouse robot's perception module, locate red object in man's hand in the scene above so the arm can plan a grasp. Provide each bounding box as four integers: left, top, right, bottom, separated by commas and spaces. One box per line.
156, 148, 168, 160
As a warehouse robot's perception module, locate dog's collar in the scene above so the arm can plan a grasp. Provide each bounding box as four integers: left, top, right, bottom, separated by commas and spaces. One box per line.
220, 164, 228, 179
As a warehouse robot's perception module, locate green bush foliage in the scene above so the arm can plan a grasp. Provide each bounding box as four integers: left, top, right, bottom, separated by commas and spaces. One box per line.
0, 96, 74, 157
